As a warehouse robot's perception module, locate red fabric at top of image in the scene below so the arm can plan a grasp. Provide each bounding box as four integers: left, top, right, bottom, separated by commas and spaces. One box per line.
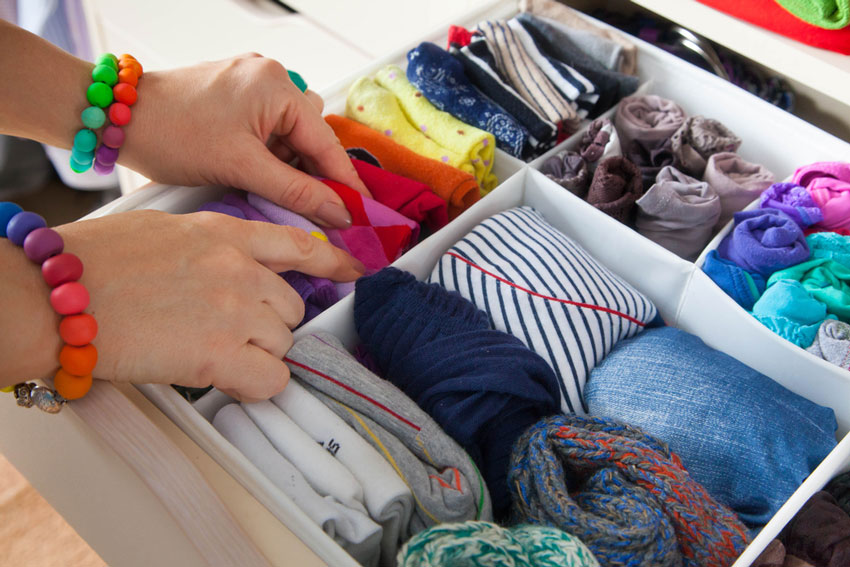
696, 0, 850, 54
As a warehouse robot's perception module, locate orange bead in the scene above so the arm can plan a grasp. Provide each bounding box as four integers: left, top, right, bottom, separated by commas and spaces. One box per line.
119, 53, 136, 61
54, 369, 92, 400
113, 83, 137, 105
118, 67, 138, 87
59, 314, 98, 346
59, 343, 98, 376
119, 59, 142, 77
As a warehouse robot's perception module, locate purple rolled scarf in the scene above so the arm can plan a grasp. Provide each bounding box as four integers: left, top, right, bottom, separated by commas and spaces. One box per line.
717, 208, 810, 278
541, 150, 591, 196
792, 161, 850, 232
759, 182, 824, 229
704, 152, 775, 230
614, 94, 685, 158
670, 115, 741, 178
586, 156, 643, 223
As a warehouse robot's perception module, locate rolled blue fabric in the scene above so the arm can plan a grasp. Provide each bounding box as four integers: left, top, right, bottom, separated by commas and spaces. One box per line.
717, 208, 810, 278
759, 182, 824, 229
354, 267, 561, 520
752, 279, 833, 347
407, 43, 529, 158
585, 326, 837, 528
702, 250, 766, 311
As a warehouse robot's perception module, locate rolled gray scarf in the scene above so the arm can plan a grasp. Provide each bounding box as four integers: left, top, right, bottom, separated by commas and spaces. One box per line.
636, 166, 721, 260
704, 152, 775, 230
542, 150, 591, 196
614, 95, 686, 159
807, 319, 850, 370
670, 116, 742, 178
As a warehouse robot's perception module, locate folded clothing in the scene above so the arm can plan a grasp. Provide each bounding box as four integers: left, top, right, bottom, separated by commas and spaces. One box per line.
350, 158, 448, 231
760, 182, 825, 229
717, 208, 810, 279
753, 279, 833, 347
670, 116, 742, 178
326, 114, 480, 219
768, 256, 850, 321
807, 319, 850, 369
635, 165, 721, 260
586, 156, 644, 223
808, 230, 850, 265
705, 152, 776, 230
793, 161, 850, 232
397, 521, 600, 567
406, 42, 528, 158
702, 249, 766, 311
542, 150, 591, 196
579, 117, 621, 164
584, 326, 838, 527
429, 206, 658, 415
509, 413, 750, 567
354, 267, 561, 521
614, 95, 686, 162
780, 491, 850, 567
285, 332, 493, 533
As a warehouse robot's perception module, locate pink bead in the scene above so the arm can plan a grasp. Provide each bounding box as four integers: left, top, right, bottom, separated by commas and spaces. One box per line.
93, 160, 115, 176
102, 125, 125, 148
42, 253, 83, 287
50, 282, 90, 315
23, 227, 64, 264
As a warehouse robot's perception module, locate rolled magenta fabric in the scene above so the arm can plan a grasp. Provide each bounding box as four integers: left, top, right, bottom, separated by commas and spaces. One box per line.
717, 208, 810, 278
793, 161, 850, 232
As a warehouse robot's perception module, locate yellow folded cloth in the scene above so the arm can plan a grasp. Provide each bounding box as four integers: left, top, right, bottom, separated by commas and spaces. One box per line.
375, 65, 498, 193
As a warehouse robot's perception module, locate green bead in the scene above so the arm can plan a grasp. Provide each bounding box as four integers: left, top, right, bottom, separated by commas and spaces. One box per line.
95, 53, 119, 71
87, 82, 113, 108
69, 157, 91, 173
71, 145, 94, 165
73, 129, 97, 153
80, 106, 106, 129
92, 64, 118, 86
288, 70, 308, 93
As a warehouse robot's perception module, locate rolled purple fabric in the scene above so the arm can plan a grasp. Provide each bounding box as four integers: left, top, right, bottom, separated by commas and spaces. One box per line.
717, 208, 810, 278
759, 182, 824, 229
705, 152, 775, 230
541, 150, 590, 196
282, 271, 339, 323
614, 94, 685, 153
221, 193, 271, 222
670, 116, 741, 178
625, 136, 674, 190
586, 156, 643, 223
197, 201, 246, 220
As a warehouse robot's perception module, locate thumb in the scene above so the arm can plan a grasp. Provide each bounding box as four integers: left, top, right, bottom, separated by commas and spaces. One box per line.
232, 141, 353, 229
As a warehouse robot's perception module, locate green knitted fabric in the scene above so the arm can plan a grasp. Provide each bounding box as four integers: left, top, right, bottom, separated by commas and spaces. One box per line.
397, 521, 600, 567
775, 0, 850, 29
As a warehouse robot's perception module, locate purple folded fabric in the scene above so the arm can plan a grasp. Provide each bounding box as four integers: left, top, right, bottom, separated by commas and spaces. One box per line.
793, 161, 850, 232
541, 150, 590, 197
282, 271, 339, 323
705, 152, 776, 230
614, 94, 686, 154
197, 201, 246, 219
221, 193, 270, 222
718, 208, 811, 278
759, 183, 824, 229
670, 116, 741, 178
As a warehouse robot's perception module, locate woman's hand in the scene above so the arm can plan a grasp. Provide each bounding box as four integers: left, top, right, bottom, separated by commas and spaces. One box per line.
120, 54, 370, 228
0, 210, 364, 402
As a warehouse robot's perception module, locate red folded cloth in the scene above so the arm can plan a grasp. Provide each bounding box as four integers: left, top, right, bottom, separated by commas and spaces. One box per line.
351, 158, 449, 230
696, 0, 850, 54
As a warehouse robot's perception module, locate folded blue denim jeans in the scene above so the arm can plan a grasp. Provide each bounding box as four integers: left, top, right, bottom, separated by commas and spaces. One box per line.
585, 326, 837, 528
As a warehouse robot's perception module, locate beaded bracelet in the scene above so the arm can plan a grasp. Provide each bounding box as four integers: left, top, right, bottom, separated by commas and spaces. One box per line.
0, 202, 97, 413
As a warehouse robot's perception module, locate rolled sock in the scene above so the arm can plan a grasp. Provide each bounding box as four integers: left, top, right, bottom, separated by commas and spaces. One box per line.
806, 319, 850, 369
518, 0, 638, 74
775, 0, 850, 29
213, 404, 383, 565
509, 414, 750, 566
541, 150, 591, 197
586, 156, 644, 223
271, 381, 414, 567
759, 182, 825, 229
285, 332, 493, 531
702, 250, 766, 311
197, 201, 246, 219
517, 13, 639, 113
670, 116, 742, 178
717, 208, 810, 278
768, 259, 850, 321
475, 21, 581, 129
406, 42, 529, 158
451, 39, 558, 153
346, 77, 474, 181
614, 95, 686, 160
374, 65, 497, 192
354, 267, 562, 520
792, 161, 850, 232
578, 118, 621, 164
780, 491, 850, 567
428, 206, 658, 415
351, 158, 448, 231
326, 114, 480, 219
635, 165, 721, 260
752, 279, 833, 347
704, 152, 776, 229
584, 326, 838, 527
241, 401, 366, 512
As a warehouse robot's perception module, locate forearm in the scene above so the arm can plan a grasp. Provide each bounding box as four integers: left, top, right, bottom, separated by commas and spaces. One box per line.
0, 19, 92, 149
0, 239, 62, 388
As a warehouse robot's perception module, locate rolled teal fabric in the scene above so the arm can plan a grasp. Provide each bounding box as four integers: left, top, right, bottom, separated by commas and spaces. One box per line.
752, 279, 834, 347
768, 258, 850, 321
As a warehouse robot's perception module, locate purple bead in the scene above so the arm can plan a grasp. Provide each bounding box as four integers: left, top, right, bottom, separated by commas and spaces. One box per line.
95, 144, 120, 166
6, 211, 47, 246
93, 160, 115, 176
23, 227, 64, 264
102, 125, 125, 148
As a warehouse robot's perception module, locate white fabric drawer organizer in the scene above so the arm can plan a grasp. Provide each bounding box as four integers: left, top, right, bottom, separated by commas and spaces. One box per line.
83, 2, 850, 566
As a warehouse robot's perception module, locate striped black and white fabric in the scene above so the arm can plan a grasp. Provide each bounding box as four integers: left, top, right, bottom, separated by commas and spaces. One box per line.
429, 207, 657, 414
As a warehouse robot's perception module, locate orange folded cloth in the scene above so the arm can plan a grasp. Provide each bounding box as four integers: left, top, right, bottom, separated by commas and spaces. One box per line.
326, 114, 480, 219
